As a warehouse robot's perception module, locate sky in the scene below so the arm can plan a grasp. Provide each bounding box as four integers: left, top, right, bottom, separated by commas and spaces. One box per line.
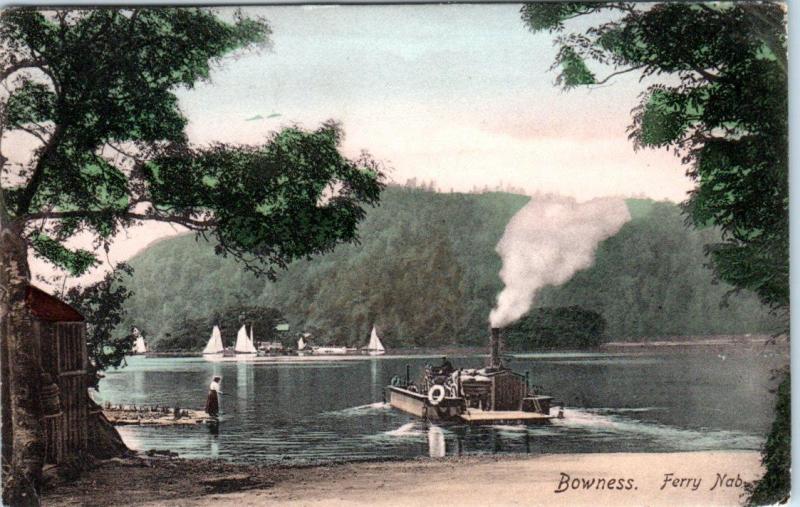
180, 5, 690, 200
27, 4, 696, 286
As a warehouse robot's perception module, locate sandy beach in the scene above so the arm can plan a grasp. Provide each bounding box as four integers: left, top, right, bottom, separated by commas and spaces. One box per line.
42, 451, 762, 507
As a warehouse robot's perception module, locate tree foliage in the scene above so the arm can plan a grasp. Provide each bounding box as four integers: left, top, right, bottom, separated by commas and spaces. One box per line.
521, 2, 788, 319
505, 306, 606, 350
1, 7, 384, 278
60, 264, 134, 389
745, 369, 790, 506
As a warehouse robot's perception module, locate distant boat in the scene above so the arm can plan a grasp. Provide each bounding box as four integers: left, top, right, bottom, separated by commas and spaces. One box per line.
296, 333, 313, 356
312, 346, 357, 355
131, 327, 147, 354
363, 326, 386, 356
202, 326, 224, 361
234, 325, 257, 357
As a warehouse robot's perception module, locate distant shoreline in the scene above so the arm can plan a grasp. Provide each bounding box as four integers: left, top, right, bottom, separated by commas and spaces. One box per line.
138, 334, 786, 359
601, 334, 785, 349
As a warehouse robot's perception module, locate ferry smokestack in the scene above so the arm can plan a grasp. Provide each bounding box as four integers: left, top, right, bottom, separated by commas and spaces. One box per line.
490, 327, 501, 368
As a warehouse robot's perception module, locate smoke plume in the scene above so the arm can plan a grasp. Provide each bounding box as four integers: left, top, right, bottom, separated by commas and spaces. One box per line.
489, 196, 631, 328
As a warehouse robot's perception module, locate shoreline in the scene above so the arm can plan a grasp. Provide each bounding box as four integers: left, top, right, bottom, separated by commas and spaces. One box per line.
602, 334, 784, 348
136, 335, 785, 360
42, 450, 762, 506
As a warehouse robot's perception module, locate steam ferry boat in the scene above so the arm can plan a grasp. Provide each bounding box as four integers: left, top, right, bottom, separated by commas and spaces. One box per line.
385, 327, 558, 425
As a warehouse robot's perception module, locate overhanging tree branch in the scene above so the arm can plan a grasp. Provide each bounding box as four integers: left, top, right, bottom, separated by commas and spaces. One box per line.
14, 124, 64, 216
0, 59, 45, 82
23, 209, 217, 230
693, 67, 720, 83
16, 124, 50, 146
594, 64, 646, 85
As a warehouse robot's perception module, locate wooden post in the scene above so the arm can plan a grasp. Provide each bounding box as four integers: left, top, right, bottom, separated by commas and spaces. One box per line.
79, 324, 88, 452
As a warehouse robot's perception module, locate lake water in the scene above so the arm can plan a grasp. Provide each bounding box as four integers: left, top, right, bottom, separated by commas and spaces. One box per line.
96, 345, 786, 465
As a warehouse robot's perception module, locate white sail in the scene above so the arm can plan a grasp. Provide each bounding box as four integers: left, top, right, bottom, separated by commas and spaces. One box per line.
134, 336, 147, 354
297, 337, 306, 350
249, 326, 256, 350
203, 326, 224, 354
367, 326, 385, 352
235, 325, 257, 354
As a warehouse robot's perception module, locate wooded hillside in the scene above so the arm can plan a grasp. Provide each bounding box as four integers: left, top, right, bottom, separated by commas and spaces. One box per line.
120, 187, 779, 348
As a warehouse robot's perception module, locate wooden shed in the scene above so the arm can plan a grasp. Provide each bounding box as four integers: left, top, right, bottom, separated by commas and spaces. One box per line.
1, 286, 89, 465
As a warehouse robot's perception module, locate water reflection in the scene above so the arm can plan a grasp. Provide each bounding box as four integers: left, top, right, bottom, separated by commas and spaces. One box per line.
493, 428, 503, 452
131, 369, 145, 401
207, 419, 220, 437
369, 359, 380, 402
104, 350, 783, 464
236, 361, 254, 412
200, 419, 220, 457
428, 425, 445, 458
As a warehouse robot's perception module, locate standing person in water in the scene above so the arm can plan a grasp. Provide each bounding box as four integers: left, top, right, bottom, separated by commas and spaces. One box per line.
205, 376, 222, 418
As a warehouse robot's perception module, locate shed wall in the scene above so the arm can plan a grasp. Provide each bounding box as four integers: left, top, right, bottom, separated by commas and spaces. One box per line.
40, 321, 88, 464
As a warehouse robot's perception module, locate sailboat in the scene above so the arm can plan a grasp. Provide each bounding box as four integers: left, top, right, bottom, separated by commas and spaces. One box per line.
202, 325, 224, 361
234, 325, 257, 358
131, 327, 147, 355
250, 325, 261, 356
363, 326, 386, 356
133, 335, 147, 354
133, 336, 147, 354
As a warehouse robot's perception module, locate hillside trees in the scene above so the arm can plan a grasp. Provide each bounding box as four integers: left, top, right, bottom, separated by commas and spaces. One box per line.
505, 306, 607, 350
520, 3, 787, 502
290, 222, 469, 347
0, 8, 383, 504
121, 189, 779, 348
157, 304, 285, 351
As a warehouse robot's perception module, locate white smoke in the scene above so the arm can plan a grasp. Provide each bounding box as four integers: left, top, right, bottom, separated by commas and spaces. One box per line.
489, 196, 631, 328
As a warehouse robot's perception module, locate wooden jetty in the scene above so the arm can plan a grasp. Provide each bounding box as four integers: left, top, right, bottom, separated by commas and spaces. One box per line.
103, 404, 210, 426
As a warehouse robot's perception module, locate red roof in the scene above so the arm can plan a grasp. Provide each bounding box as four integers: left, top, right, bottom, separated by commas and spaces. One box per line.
25, 286, 84, 322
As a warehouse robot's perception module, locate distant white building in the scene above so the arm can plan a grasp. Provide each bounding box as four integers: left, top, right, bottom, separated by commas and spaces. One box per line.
258, 341, 284, 352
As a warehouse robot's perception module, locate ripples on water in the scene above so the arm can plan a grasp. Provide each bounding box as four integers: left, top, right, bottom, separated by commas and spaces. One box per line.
102, 348, 784, 464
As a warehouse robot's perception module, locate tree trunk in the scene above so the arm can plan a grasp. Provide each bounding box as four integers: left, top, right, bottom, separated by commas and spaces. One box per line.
86, 397, 130, 460
1, 191, 44, 506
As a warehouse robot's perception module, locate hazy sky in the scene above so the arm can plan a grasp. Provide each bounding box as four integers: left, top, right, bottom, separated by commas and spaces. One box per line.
30, 4, 696, 285
179, 5, 690, 200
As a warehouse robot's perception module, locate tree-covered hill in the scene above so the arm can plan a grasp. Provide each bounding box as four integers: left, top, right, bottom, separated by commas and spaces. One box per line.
120, 187, 779, 348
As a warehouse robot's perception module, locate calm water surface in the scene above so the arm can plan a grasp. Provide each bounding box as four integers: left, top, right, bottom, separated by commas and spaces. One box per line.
96, 346, 786, 465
